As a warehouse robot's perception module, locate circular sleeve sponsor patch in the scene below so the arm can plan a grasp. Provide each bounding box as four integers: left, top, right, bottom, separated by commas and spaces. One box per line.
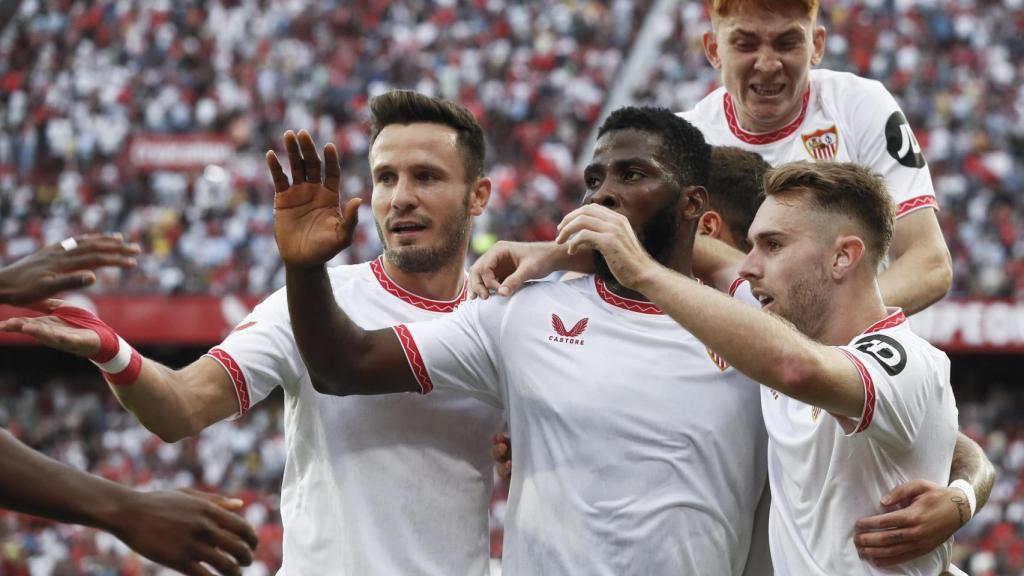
885, 111, 927, 168
853, 334, 907, 376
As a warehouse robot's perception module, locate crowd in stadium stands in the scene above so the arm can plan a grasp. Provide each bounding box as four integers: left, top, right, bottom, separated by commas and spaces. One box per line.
0, 372, 1015, 574
0, 0, 1022, 298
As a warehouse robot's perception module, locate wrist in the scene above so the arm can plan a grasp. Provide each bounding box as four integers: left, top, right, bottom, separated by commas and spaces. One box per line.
52, 307, 142, 385
949, 478, 977, 520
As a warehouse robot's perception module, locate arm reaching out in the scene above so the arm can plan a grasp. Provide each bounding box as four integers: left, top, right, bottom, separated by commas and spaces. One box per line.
268, 129, 417, 396
0, 428, 258, 576
0, 233, 139, 305
468, 241, 593, 300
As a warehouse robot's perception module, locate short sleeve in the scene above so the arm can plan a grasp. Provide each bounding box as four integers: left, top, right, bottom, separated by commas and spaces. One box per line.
206, 288, 305, 418
729, 278, 760, 307
395, 297, 507, 409
832, 332, 943, 450
847, 78, 938, 218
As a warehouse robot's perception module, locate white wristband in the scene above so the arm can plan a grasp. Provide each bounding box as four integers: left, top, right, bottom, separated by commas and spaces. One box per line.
948, 479, 977, 519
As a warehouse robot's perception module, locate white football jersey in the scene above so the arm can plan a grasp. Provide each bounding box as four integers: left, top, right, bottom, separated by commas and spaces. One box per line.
397, 275, 769, 575
207, 257, 503, 576
680, 68, 937, 219
732, 281, 958, 575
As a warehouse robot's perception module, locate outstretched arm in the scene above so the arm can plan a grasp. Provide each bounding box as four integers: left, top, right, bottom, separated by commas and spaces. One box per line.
268, 129, 416, 396
0, 233, 139, 306
558, 204, 867, 417
0, 428, 258, 576
854, 432, 996, 566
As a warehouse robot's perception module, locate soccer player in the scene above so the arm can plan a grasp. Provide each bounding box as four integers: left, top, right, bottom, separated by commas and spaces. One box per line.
275, 106, 769, 574
1, 92, 504, 575
554, 160, 961, 574
683, 0, 951, 316
0, 235, 258, 576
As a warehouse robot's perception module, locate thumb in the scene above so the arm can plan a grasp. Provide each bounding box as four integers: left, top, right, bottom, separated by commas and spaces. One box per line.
498, 268, 533, 297
182, 488, 245, 511
880, 479, 931, 507
25, 298, 66, 313
340, 197, 362, 237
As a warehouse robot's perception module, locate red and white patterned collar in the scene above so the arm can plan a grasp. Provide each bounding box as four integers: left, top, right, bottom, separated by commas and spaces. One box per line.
369, 257, 467, 313
723, 87, 810, 145
594, 277, 663, 315
862, 308, 907, 334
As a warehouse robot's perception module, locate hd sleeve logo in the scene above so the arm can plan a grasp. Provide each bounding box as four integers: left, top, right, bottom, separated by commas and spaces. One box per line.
549, 314, 588, 345
853, 334, 907, 376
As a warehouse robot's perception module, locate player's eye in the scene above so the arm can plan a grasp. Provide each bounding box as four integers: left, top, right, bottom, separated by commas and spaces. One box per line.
416, 172, 437, 183
376, 173, 395, 184
622, 170, 643, 182
585, 176, 601, 190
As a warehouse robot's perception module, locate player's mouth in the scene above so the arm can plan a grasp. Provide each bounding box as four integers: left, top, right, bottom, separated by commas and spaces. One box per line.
752, 289, 775, 309
388, 219, 430, 241
750, 83, 785, 97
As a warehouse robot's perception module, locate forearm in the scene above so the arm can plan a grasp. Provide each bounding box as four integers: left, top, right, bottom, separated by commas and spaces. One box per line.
692, 236, 744, 293
950, 433, 996, 510
635, 265, 854, 414
285, 265, 383, 395
0, 428, 130, 531
107, 360, 213, 442
878, 247, 951, 315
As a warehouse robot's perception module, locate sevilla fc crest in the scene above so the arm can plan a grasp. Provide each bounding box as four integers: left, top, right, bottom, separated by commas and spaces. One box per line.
801, 125, 839, 161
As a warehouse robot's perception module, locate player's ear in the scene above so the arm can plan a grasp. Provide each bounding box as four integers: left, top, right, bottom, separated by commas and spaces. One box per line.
698, 211, 724, 239
831, 234, 865, 280
810, 25, 826, 66
681, 185, 708, 221
702, 30, 722, 69
468, 176, 491, 217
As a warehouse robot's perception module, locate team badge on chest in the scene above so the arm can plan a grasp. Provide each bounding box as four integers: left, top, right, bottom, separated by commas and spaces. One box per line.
801, 125, 839, 161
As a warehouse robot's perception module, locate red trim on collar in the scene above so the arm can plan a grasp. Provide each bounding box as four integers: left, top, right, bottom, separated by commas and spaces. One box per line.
370, 257, 467, 313
863, 309, 907, 334
594, 277, 663, 315
724, 88, 810, 145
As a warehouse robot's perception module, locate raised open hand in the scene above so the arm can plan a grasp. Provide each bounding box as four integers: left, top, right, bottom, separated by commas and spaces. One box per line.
267, 129, 362, 268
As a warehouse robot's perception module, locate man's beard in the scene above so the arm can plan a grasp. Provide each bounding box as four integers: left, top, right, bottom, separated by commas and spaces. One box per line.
594, 195, 680, 284
774, 265, 831, 340
377, 196, 471, 274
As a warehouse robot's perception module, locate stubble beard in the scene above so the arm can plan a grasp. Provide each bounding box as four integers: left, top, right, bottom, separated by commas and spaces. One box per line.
377, 195, 471, 274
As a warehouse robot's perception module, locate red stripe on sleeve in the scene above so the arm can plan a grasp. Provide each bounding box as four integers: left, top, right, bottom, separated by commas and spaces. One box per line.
895, 195, 938, 218
728, 277, 746, 297
208, 348, 251, 416
393, 324, 434, 394
838, 349, 876, 434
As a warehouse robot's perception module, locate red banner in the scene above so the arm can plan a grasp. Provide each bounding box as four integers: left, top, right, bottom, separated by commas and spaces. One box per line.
0, 294, 264, 346
0, 296, 1021, 353
128, 134, 235, 172
909, 300, 1024, 353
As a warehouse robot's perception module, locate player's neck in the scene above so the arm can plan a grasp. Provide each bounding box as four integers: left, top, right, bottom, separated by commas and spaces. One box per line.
380, 255, 466, 302
603, 253, 694, 303
817, 281, 889, 346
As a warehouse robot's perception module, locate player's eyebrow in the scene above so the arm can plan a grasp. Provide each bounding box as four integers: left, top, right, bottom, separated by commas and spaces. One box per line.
749, 230, 787, 245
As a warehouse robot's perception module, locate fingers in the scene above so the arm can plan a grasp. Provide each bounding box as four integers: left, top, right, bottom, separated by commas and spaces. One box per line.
858, 541, 922, 564
64, 252, 139, 272
556, 214, 618, 246
182, 562, 215, 576
855, 508, 909, 532
283, 130, 305, 185
324, 143, 342, 193
297, 130, 322, 183
183, 490, 259, 551
193, 546, 242, 576
266, 151, 291, 193
499, 460, 512, 480
490, 433, 511, 462
855, 523, 916, 547
25, 299, 64, 313
64, 234, 141, 257
880, 479, 934, 507
36, 272, 97, 296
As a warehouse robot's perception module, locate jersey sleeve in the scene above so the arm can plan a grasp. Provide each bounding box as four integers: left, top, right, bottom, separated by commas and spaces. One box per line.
205, 288, 305, 418
832, 331, 949, 450
846, 78, 938, 218
394, 297, 507, 409
728, 277, 760, 308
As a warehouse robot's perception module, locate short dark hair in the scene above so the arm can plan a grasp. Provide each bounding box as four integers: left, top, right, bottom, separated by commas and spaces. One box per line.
763, 161, 894, 267
369, 90, 485, 182
596, 106, 711, 189
707, 146, 770, 250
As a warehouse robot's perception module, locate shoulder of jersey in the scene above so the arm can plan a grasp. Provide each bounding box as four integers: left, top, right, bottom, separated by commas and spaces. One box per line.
849, 321, 942, 378
812, 68, 888, 101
